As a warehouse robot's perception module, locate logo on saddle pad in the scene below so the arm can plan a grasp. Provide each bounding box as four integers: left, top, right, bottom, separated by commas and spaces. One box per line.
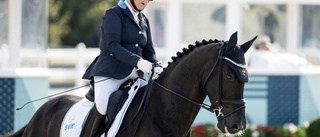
63, 119, 75, 137
64, 118, 75, 131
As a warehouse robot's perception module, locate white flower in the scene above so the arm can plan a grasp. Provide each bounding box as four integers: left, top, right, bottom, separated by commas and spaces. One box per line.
303, 121, 310, 129
284, 123, 298, 134
249, 123, 257, 131
251, 131, 259, 137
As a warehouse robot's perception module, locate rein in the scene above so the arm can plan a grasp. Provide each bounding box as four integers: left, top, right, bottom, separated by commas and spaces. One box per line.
118, 66, 156, 137
153, 82, 215, 113
132, 66, 155, 137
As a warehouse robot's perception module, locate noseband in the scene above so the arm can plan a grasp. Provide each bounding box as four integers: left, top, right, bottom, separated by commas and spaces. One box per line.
202, 42, 246, 121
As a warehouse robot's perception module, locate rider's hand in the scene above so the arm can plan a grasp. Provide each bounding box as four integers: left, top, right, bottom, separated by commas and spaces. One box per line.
154, 67, 163, 74
153, 67, 164, 79
137, 58, 153, 73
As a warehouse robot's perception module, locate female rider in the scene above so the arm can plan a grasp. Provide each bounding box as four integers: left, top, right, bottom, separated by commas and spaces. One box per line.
81, 0, 162, 136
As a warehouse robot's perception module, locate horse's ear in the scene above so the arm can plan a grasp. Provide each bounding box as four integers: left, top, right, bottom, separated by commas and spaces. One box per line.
240, 36, 258, 53
226, 31, 238, 51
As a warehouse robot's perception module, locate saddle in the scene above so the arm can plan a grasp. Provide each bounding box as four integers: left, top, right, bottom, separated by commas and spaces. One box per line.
84, 79, 137, 134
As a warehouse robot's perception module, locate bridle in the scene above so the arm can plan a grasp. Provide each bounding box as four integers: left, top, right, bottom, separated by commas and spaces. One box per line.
202, 42, 246, 121
154, 42, 246, 121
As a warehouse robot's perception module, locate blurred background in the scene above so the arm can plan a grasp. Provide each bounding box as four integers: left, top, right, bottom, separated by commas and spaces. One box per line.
1, 0, 320, 136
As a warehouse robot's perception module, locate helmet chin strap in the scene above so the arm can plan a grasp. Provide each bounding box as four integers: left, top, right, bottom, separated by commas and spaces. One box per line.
130, 0, 142, 12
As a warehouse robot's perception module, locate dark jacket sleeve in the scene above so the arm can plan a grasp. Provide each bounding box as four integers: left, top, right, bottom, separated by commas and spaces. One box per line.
101, 9, 140, 67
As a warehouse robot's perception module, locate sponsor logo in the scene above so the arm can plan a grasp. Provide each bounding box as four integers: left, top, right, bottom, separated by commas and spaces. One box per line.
64, 118, 75, 131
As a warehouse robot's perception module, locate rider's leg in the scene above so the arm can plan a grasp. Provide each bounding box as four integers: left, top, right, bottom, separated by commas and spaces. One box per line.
80, 69, 138, 137
94, 69, 139, 115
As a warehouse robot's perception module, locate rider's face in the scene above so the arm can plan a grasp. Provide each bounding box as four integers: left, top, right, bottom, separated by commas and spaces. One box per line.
129, 0, 149, 12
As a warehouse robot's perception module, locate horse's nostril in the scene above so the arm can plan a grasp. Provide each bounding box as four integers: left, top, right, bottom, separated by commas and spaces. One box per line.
231, 124, 240, 130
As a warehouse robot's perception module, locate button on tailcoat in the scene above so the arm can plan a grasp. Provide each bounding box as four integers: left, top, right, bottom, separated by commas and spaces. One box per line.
82, 5, 158, 80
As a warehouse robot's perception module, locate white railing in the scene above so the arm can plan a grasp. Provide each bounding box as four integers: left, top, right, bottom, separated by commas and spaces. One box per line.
47, 43, 99, 89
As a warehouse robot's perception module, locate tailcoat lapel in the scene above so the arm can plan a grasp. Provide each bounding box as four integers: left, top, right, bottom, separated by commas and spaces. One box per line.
122, 8, 142, 30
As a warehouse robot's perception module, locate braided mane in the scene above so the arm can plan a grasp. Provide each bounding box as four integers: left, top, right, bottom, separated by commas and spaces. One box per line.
163, 39, 221, 72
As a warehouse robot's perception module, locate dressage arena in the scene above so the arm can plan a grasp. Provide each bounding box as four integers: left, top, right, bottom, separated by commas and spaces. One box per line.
1, 0, 320, 136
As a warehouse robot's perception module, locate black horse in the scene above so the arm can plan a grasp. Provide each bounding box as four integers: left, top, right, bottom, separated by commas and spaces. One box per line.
6, 32, 256, 137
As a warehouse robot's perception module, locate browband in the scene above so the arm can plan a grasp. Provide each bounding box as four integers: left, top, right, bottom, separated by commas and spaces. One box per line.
219, 56, 247, 69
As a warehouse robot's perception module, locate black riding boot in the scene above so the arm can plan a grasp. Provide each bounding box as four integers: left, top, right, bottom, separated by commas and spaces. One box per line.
80, 106, 107, 137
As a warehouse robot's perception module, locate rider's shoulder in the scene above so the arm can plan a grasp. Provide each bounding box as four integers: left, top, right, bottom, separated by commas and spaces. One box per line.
103, 6, 123, 19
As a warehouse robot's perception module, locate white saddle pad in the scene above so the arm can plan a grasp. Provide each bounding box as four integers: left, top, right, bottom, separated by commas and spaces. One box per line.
60, 79, 147, 137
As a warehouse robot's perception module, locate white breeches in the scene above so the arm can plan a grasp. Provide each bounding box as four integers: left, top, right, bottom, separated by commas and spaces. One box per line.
94, 69, 139, 115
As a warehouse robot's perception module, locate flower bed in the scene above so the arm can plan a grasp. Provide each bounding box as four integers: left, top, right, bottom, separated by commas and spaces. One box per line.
191, 123, 308, 137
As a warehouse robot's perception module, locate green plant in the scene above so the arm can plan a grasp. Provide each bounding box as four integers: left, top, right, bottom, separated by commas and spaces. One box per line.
241, 123, 307, 137
306, 118, 320, 137
191, 124, 220, 137
49, 0, 118, 47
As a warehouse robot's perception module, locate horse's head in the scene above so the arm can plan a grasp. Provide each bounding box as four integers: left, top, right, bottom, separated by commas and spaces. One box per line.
203, 32, 257, 134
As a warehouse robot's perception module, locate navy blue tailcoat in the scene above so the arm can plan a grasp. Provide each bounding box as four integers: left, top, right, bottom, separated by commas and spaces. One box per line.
82, 5, 158, 80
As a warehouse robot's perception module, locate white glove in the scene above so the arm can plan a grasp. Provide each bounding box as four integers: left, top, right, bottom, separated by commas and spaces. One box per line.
154, 67, 163, 74
137, 59, 153, 73
153, 67, 164, 79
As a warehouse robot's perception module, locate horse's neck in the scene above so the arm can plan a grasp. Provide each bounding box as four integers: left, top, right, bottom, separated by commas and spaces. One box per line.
151, 45, 218, 134
158, 45, 218, 99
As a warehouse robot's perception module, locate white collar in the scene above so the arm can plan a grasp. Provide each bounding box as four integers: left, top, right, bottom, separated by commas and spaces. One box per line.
125, 0, 139, 21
